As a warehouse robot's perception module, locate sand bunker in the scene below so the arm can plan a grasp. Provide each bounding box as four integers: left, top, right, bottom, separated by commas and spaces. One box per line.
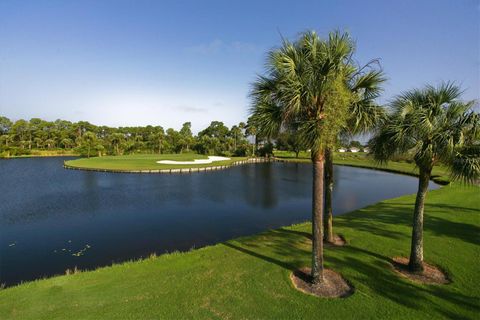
156, 156, 231, 165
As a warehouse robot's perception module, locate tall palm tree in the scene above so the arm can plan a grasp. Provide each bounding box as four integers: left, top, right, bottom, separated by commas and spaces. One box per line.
324, 66, 387, 243
251, 30, 354, 284
370, 82, 479, 272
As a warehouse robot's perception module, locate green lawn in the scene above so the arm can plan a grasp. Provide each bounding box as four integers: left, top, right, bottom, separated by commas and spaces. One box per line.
0, 160, 478, 319
64, 153, 247, 171
275, 150, 451, 184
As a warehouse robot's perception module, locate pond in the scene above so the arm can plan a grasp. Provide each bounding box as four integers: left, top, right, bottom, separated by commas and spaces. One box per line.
0, 157, 439, 286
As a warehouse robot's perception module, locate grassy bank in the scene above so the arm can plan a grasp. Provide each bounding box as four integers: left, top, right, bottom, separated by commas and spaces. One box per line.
1, 149, 78, 159
0, 160, 478, 319
275, 151, 451, 184
64, 154, 247, 171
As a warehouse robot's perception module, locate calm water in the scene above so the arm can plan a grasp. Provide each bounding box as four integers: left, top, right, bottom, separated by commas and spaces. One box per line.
0, 157, 438, 286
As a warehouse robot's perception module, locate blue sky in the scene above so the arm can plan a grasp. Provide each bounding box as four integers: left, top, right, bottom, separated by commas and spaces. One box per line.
0, 0, 478, 132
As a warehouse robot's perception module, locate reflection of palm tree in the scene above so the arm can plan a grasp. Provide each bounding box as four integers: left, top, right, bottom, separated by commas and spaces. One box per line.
260, 163, 277, 208
371, 83, 479, 272
251, 31, 354, 284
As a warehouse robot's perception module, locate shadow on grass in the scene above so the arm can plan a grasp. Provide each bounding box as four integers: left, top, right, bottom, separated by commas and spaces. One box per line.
335, 202, 480, 245
224, 227, 479, 317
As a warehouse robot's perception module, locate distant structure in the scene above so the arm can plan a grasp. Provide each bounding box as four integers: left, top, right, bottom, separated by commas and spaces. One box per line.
338, 148, 346, 153
363, 147, 370, 153
350, 147, 360, 153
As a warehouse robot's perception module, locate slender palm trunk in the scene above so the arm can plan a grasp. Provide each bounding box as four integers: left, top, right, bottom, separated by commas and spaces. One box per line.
311, 151, 325, 284
324, 148, 334, 243
408, 166, 431, 272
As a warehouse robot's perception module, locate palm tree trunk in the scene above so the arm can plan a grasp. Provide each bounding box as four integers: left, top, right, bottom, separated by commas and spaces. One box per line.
311, 151, 325, 284
324, 148, 334, 243
408, 166, 431, 273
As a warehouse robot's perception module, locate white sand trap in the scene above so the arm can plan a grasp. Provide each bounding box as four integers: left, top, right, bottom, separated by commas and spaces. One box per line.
156, 156, 231, 165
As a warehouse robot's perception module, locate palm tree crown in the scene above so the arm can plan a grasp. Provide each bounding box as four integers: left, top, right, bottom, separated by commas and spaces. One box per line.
250, 30, 354, 156
371, 82, 479, 182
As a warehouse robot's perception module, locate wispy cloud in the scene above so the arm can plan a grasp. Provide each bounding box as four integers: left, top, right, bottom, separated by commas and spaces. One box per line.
173, 105, 208, 113
229, 41, 259, 54
187, 39, 223, 54
186, 40, 260, 55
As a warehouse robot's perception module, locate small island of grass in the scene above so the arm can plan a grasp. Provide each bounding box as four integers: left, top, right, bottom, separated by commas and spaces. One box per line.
64, 153, 250, 172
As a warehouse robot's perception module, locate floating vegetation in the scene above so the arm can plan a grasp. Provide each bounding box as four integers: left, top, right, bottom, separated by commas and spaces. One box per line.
52, 242, 92, 256
72, 244, 92, 257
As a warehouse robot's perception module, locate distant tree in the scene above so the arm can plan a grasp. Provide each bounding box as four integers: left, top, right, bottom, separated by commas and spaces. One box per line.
148, 127, 166, 154
198, 121, 229, 154
275, 129, 306, 158
179, 122, 194, 152
110, 133, 125, 155
245, 119, 258, 156
60, 138, 74, 149
94, 144, 105, 157
10, 119, 30, 147
0, 116, 12, 135
80, 132, 97, 158
166, 128, 182, 153
0, 134, 13, 147
45, 138, 55, 149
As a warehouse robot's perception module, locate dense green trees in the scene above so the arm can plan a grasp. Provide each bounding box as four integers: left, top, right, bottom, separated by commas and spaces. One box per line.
0, 118, 252, 158
370, 82, 479, 272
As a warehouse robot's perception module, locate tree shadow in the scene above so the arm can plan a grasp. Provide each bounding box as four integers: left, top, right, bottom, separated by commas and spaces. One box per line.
223, 242, 298, 271
334, 202, 480, 245
223, 227, 479, 317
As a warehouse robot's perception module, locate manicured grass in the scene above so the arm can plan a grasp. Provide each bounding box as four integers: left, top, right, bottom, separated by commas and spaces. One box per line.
274, 150, 312, 159
0, 160, 478, 319
64, 153, 247, 171
275, 150, 451, 184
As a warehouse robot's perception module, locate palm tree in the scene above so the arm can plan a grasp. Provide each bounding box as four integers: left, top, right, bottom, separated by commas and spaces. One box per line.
82, 132, 97, 158
110, 133, 125, 155
370, 82, 479, 272
251, 30, 354, 284
324, 66, 387, 243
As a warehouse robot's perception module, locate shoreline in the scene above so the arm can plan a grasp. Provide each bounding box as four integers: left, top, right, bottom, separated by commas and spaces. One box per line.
63, 157, 272, 173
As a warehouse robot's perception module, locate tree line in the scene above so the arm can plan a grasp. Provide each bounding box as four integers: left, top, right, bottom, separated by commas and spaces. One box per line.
0, 117, 273, 158
0, 114, 316, 158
